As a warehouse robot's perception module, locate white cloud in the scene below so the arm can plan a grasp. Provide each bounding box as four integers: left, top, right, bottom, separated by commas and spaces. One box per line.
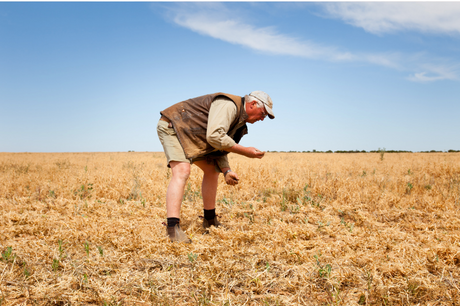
407, 62, 460, 82
407, 72, 441, 82
165, 3, 459, 83
322, 3, 460, 35
171, 4, 353, 62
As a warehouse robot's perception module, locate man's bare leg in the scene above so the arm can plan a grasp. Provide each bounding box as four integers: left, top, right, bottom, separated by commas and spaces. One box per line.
166, 161, 191, 218
194, 160, 223, 228
194, 160, 220, 210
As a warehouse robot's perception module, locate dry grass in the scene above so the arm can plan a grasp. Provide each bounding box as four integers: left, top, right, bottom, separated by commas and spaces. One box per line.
1, 152, 459, 305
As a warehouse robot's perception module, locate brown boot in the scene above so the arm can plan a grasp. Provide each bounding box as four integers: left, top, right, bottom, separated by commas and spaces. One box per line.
202, 216, 224, 229
166, 224, 191, 243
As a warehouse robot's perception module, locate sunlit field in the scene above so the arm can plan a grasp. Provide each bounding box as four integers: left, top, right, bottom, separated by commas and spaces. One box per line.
1, 152, 459, 305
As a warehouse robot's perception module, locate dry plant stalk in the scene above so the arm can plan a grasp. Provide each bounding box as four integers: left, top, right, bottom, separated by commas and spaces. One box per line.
0, 152, 459, 305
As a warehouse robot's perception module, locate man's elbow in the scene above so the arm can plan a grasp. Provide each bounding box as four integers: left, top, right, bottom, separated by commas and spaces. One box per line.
206, 135, 221, 150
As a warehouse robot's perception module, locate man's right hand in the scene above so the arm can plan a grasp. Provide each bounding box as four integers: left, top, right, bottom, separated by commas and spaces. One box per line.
246, 147, 265, 159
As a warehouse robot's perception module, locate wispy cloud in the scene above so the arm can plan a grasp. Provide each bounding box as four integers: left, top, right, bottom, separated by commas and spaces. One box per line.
406, 60, 460, 82
321, 3, 460, 35
170, 3, 353, 62
164, 3, 459, 82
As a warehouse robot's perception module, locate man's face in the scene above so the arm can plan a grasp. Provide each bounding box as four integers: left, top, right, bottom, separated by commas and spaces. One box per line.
245, 101, 268, 124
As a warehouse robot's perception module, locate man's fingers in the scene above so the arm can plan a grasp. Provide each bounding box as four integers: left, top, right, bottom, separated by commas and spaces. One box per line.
254, 149, 265, 159
225, 173, 238, 185
226, 172, 239, 185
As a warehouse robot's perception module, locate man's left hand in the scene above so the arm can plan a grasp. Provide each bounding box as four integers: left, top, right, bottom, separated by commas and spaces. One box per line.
225, 171, 239, 185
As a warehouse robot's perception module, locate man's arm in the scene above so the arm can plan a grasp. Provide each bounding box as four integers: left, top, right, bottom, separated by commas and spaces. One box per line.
219, 144, 264, 186
207, 97, 265, 159
213, 155, 238, 185
206, 98, 238, 150
224, 143, 265, 159
207, 97, 265, 185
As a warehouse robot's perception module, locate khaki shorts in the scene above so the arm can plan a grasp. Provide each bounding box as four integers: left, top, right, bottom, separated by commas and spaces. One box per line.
157, 119, 190, 166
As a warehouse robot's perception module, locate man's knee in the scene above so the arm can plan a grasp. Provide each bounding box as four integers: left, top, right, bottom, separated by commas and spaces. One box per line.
170, 162, 191, 181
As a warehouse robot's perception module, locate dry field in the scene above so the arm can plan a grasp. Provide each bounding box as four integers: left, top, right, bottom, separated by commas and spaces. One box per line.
1, 152, 459, 305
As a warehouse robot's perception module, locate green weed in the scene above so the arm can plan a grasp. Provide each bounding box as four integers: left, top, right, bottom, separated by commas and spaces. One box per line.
358, 294, 366, 305
280, 191, 287, 211
1, 247, 15, 263
406, 182, 414, 194
98, 246, 104, 257
340, 217, 355, 233
84, 241, 90, 256
58, 239, 66, 259
218, 196, 235, 207
73, 183, 93, 199
314, 253, 332, 278
52, 258, 59, 272
379, 147, 385, 161
183, 183, 201, 201
191, 291, 211, 306
188, 253, 198, 264
23, 266, 30, 278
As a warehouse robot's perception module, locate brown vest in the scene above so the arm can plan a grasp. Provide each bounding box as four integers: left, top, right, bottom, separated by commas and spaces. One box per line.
160, 93, 248, 160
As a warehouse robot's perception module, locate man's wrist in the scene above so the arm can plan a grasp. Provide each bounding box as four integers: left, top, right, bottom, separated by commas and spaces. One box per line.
223, 169, 232, 176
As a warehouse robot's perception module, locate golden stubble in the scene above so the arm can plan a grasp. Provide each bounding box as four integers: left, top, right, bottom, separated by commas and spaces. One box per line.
0, 152, 459, 305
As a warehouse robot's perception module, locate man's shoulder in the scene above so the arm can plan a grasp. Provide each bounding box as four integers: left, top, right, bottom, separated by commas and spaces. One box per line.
208, 97, 238, 122
212, 96, 238, 109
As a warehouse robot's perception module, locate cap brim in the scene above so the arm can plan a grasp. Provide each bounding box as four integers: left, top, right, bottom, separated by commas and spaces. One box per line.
265, 106, 275, 119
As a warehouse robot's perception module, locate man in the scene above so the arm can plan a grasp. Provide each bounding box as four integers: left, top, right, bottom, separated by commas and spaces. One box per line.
157, 91, 274, 243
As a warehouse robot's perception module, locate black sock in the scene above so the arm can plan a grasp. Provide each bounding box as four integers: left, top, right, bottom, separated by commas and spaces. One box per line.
167, 217, 180, 228
204, 209, 216, 220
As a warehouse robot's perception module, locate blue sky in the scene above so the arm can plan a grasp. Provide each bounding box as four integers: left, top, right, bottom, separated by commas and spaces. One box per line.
1, 2, 459, 153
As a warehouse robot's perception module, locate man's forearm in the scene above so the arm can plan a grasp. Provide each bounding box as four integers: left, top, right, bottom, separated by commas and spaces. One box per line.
224, 143, 251, 157
224, 144, 265, 159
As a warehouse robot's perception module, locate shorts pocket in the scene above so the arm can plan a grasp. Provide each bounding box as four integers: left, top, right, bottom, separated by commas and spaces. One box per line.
157, 120, 176, 136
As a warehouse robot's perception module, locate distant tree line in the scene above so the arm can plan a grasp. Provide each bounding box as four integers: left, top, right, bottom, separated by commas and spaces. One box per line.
265, 149, 460, 153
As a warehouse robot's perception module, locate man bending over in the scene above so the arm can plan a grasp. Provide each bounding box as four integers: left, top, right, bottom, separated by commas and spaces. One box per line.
157, 91, 275, 243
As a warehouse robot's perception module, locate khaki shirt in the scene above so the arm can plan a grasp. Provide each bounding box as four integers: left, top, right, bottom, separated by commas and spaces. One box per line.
205, 97, 247, 170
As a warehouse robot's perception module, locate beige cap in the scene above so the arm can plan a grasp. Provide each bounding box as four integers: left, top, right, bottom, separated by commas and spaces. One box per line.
249, 91, 275, 119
